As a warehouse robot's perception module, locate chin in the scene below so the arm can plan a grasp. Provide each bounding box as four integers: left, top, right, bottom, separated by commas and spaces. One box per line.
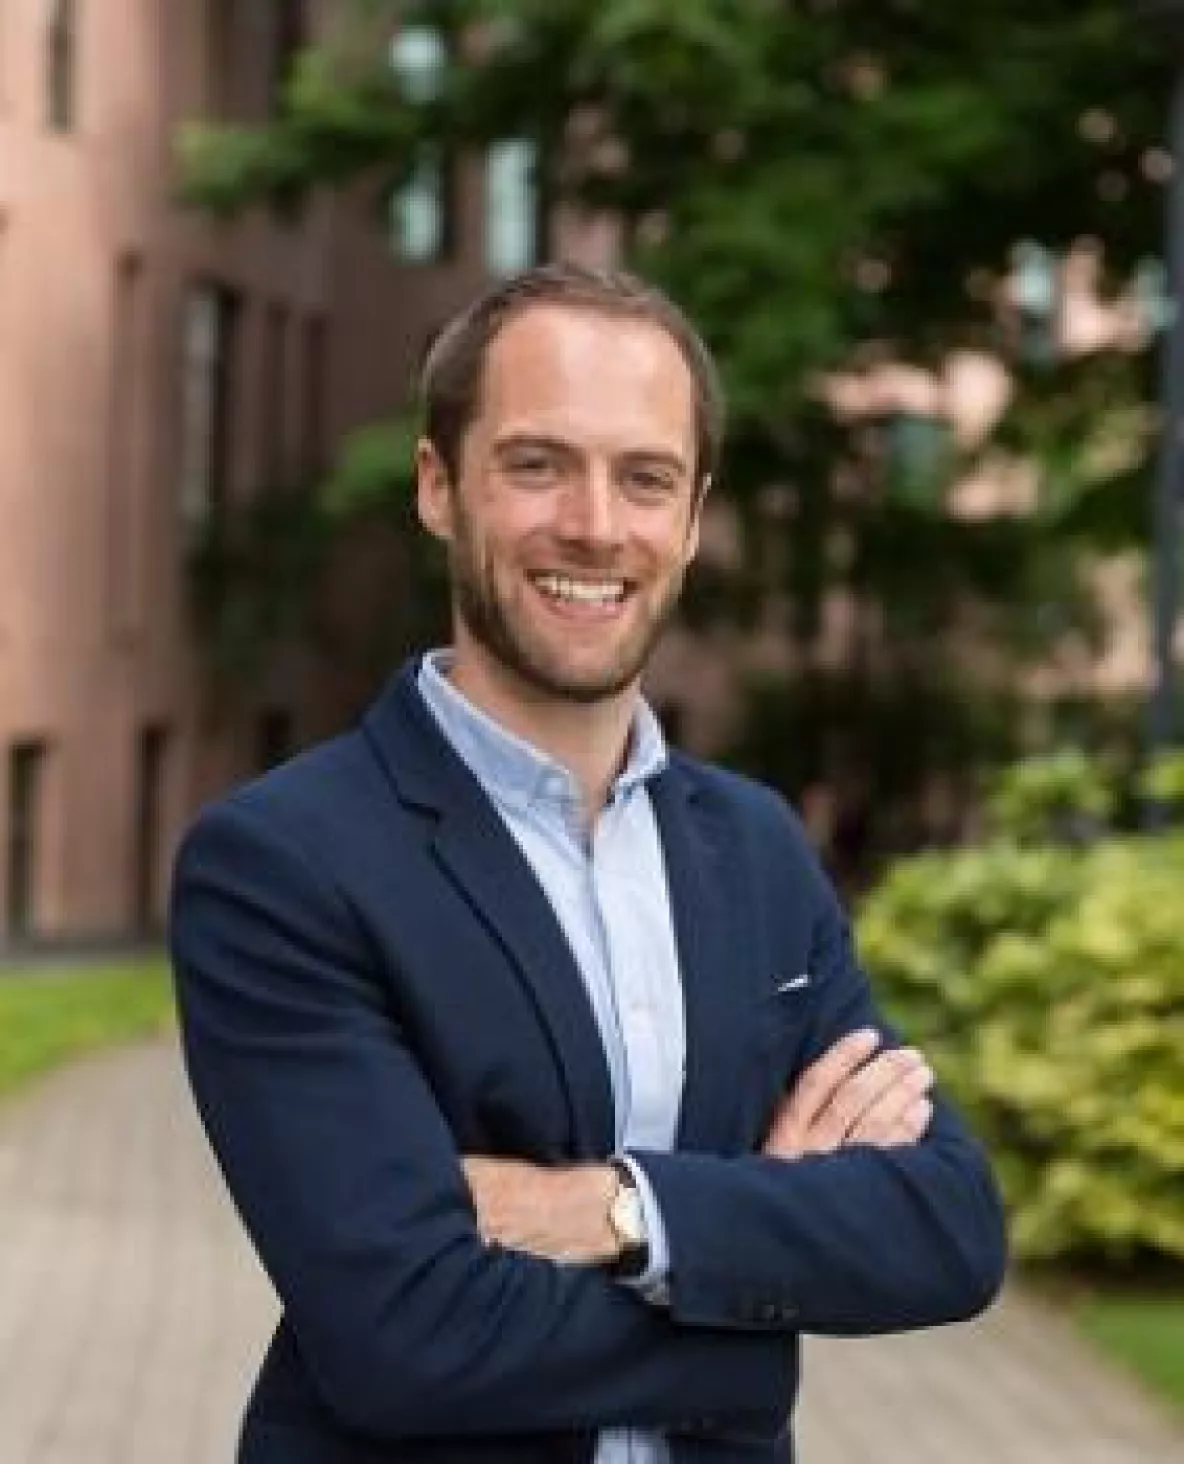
552, 677, 638, 705
521, 653, 644, 706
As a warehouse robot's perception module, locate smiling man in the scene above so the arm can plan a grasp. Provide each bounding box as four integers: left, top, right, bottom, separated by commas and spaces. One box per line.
170, 264, 1007, 1464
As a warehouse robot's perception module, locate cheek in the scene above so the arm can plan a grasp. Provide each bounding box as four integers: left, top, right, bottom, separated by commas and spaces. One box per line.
468, 476, 547, 536
647, 513, 700, 570
452, 486, 524, 559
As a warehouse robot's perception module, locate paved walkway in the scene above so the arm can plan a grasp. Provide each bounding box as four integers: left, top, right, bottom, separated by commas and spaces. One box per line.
1, 1041, 1181, 1464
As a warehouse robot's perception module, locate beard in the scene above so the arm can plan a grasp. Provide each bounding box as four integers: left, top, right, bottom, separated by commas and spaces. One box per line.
448, 511, 686, 706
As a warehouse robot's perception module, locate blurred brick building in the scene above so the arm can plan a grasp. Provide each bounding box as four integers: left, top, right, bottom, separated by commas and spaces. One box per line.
0, 0, 613, 946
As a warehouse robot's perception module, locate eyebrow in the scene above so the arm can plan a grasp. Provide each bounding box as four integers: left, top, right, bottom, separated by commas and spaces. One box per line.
492, 433, 577, 459
620, 449, 690, 476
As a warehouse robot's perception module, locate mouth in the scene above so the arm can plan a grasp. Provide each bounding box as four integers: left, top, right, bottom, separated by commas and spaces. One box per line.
529, 572, 631, 609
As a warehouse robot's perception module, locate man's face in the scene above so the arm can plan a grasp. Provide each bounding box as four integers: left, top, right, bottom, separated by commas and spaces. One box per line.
417, 305, 704, 706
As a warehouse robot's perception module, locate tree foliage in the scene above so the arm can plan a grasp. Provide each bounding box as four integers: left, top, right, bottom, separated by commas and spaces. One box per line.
180, 0, 1179, 843
183, 0, 1172, 396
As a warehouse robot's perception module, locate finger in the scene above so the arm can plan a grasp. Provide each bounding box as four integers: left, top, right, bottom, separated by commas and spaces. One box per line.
780, 1028, 882, 1134
878, 1097, 935, 1149
766, 1029, 886, 1158
763, 1100, 805, 1158
845, 1059, 933, 1141
804, 1048, 910, 1148
814, 1047, 928, 1149
850, 1077, 934, 1146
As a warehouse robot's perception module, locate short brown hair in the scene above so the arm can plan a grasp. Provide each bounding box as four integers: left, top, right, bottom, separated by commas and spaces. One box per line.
418, 262, 725, 493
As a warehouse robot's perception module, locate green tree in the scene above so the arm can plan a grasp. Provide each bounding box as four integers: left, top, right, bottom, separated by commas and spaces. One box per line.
181, 0, 1175, 859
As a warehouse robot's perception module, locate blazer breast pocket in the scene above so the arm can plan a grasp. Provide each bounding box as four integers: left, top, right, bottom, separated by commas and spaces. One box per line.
743, 981, 817, 1146
756, 975, 816, 1049
754, 977, 818, 1099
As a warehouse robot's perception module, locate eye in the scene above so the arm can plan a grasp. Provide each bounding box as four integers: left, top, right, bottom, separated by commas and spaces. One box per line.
504, 449, 562, 484
622, 465, 678, 499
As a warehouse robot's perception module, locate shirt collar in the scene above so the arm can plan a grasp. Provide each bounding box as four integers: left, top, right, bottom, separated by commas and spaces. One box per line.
416, 649, 668, 815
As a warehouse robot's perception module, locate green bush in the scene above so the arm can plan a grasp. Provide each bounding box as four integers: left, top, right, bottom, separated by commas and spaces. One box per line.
982, 746, 1118, 843
857, 757, 1184, 1264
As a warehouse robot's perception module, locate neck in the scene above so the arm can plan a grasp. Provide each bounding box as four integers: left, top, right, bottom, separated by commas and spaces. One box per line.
445, 648, 639, 825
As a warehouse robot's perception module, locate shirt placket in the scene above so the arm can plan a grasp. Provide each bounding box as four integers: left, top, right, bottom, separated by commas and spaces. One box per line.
589, 805, 668, 1464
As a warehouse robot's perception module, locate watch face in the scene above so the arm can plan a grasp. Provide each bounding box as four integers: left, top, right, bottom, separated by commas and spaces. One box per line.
611, 1185, 645, 1248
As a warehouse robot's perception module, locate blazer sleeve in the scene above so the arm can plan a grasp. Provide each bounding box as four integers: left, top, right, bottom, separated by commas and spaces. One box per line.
168, 795, 794, 1444
631, 857, 1009, 1339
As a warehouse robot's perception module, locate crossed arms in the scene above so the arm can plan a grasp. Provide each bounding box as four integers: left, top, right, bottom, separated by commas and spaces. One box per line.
464, 1028, 938, 1266
170, 795, 1007, 1445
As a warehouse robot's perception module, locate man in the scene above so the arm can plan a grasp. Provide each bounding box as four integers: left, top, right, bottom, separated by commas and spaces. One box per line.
170, 263, 1006, 1464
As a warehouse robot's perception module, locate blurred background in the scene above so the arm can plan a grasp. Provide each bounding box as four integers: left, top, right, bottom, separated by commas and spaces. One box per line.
0, 0, 1182, 1457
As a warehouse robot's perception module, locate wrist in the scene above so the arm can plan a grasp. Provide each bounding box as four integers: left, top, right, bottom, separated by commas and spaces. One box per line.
584, 1164, 623, 1265
605, 1157, 650, 1279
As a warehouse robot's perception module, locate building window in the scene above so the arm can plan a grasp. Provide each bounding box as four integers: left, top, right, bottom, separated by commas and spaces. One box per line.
205, 0, 236, 119
394, 151, 453, 263
302, 314, 328, 479
255, 708, 295, 771
389, 27, 453, 264
268, 0, 307, 117
179, 282, 240, 533
132, 725, 168, 932
107, 254, 144, 633
46, 0, 78, 132
7, 741, 46, 940
260, 302, 289, 489
486, 138, 543, 275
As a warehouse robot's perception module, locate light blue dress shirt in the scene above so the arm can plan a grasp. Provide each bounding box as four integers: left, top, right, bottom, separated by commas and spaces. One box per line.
418, 652, 685, 1464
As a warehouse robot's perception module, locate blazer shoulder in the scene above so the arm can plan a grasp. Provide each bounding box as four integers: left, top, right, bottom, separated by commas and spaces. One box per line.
666, 751, 835, 901
668, 751, 809, 842
181, 727, 388, 868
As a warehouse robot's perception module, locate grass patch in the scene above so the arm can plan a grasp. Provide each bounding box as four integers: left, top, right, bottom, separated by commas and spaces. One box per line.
0, 961, 175, 1101
1077, 1291, 1184, 1415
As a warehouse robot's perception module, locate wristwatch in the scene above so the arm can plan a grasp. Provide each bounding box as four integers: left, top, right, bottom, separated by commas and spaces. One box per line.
606, 1159, 649, 1279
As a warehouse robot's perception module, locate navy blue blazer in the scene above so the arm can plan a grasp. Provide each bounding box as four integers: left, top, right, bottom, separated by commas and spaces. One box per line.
169, 663, 1007, 1464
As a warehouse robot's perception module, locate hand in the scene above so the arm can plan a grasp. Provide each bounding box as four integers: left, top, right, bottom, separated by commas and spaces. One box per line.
762, 1028, 934, 1160
462, 1157, 619, 1265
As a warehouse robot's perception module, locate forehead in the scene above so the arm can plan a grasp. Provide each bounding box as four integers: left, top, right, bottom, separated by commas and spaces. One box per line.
477, 305, 695, 449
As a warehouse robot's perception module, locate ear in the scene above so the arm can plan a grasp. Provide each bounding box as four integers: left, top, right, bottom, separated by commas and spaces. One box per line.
416, 439, 454, 543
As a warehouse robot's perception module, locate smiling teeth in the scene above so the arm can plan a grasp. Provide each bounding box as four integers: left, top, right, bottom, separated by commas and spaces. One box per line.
534, 574, 625, 604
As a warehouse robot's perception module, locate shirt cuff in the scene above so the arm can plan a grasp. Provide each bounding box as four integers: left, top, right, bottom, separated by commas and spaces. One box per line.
616, 1153, 671, 1306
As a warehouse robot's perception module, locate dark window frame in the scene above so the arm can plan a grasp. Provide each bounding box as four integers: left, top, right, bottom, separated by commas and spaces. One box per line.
178, 278, 242, 534
302, 313, 329, 480
7, 741, 47, 940
269, 0, 308, 118
46, 0, 78, 133
107, 253, 144, 635
132, 725, 169, 932
260, 301, 290, 490
205, 0, 237, 120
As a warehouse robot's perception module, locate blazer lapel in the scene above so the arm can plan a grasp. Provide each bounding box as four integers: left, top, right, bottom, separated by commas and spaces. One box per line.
650, 762, 757, 1153
363, 666, 616, 1159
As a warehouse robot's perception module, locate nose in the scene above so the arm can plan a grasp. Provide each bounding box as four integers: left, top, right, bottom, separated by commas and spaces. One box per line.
556, 466, 623, 549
